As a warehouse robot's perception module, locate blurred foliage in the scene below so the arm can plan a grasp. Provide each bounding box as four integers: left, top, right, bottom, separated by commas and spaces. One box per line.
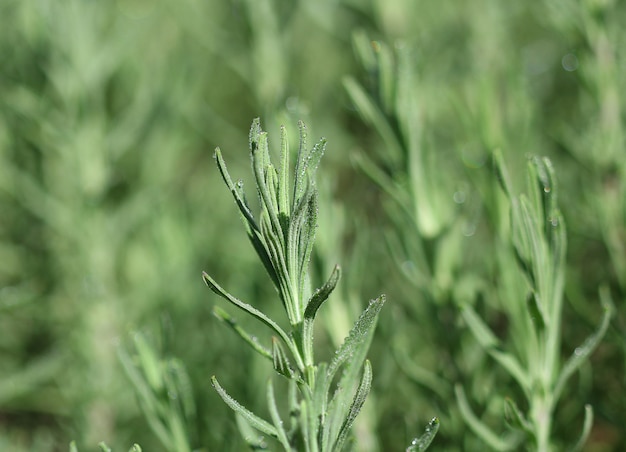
0, 0, 624, 450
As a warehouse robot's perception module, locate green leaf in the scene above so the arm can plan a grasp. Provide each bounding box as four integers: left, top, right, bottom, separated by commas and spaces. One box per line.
98, 443, 112, 452
460, 303, 500, 349
267, 379, 291, 451
133, 333, 163, 391
503, 397, 533, 436
213, 306, 272, 360
211, 376, 279, 439
272, 337, 295, 379
493, 148, 514, 198
553, 286, 614, 401
69, 441, 78, 452
302, 265, 341, 366
292, 120, 326, 210
214, 147, 257, 229
278, 124, 291, 222
118, 345, 172, 449
323, 296, 385, 450
326, 295, 386, 383
304, 264, 341, 320
406, 417, 440, 452
236, 413, 268, 450
128, 445, 142, 452
455, 385, 521, 451
526, 291, 546, 334
333, 359, 373, 451
342, 76, 404, 161
570, 404, 594, 452
202, 272, 303, 371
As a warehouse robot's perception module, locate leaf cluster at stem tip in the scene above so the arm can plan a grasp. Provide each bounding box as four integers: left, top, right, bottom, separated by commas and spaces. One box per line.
201, 119, 435, 451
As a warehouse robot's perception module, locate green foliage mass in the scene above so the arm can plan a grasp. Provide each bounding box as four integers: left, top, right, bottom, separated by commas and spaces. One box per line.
0, 0, 624, 451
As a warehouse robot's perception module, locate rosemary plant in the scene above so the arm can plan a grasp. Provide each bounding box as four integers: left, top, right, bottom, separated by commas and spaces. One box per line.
203, 119, 437, 451
456, 152, 614, 451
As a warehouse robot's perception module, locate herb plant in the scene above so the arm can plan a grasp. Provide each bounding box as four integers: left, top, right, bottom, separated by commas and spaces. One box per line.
203, 119, 438, 451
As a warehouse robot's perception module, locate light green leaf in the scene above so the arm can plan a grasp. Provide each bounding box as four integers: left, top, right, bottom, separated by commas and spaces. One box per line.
553, 287, 614, 401
278, 124, 290, 221
326, 295, 386, 383
324, 296, 385, 450
213, 306, 272, 360
236, 413, 268, 450
455, 385, 520, 451
211, 376, 279, 439
342, 76, 404, 161
493, 148, 514, 198
460, 303, 500, 349
267, 379, 291, 451
333, 359, 373, 451
570, 404, 593, 452
98, 443, 112, 452
406, 417, 440, 452
503, 397, 533, 436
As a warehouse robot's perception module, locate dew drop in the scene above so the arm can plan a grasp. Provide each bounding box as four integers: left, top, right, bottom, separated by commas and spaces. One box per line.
453, 191, 466, 204
543, 186, 551, 193
562, 53, 579, 72
574, 347, 584, 356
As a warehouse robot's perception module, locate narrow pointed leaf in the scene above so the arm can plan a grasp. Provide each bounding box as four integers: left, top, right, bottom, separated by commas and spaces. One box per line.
570, 404, 593, 452
213, 306, 272, 360
236, 413, 268, 450
278, 125, 290, 221
553, 287, 614, 401
272, 337, 294, 379
267, 379, 291, 451
406, 417, 440, 452
526, 291, 546, 334
503, 397, 533, 436
214, 148, 257, 228
460, 303, 500, 349
211, 376, 278, 439
493, 148, 513, 197
327, 295, 386, 382
455, 385, 519, 451
333, 359, 373, 451
324, 296, 385, 450
305, 264, 341, 320
343, 76, 404, 161
202, 272, 303, 371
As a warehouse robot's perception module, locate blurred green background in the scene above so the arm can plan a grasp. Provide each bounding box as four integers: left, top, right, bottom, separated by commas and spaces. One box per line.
0, 0, 624, 450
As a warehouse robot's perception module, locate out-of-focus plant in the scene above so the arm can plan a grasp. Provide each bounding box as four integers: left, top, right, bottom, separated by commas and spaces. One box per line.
455, 152, 614, 451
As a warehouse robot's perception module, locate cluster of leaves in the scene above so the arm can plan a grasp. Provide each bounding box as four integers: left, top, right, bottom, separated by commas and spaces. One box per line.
202, 119, 437, 451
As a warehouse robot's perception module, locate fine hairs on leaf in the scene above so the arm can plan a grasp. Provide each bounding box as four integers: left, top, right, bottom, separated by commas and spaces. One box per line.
202, 119, 404, 451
